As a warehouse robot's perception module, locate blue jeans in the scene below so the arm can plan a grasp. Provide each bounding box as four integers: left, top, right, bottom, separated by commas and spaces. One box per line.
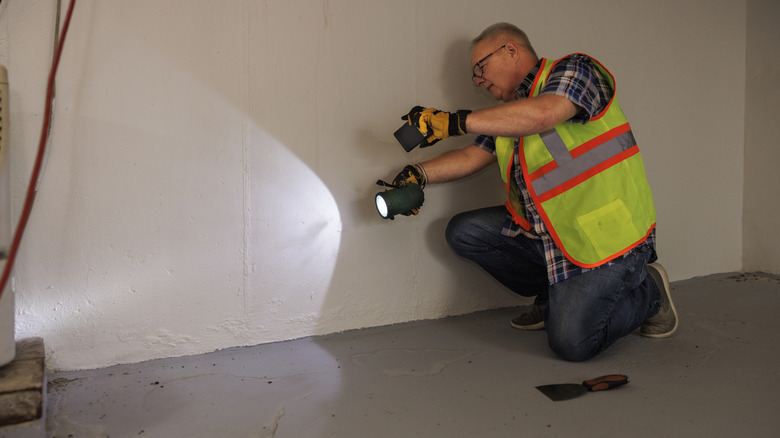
445, 206, 660, 362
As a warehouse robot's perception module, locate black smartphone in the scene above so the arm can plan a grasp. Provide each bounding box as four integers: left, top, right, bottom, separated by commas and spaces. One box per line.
394, 123, 427, 152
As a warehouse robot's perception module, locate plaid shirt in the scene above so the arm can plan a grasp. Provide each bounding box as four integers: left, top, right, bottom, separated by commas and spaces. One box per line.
474, 54, 656, 284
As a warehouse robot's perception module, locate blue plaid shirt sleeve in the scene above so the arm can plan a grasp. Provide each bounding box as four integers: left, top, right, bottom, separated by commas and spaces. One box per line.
473, 134, 496, 155
539, 54, 613, 124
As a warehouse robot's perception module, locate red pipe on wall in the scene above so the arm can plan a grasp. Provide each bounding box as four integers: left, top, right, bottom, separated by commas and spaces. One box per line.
0, 0, 77, 300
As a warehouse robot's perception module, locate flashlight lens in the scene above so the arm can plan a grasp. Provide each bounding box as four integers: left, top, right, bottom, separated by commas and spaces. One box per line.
374, 183, 424, 220
375, 194, 389, 218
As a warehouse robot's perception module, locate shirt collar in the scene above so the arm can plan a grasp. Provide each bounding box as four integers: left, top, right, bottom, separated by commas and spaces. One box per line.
516, 59, 543, 99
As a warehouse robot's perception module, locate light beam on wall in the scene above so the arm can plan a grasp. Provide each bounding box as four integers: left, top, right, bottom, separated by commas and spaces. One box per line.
249, 127, 343, 338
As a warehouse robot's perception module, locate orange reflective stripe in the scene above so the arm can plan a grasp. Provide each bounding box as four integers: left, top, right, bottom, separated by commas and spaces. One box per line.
530, 58, 549, 96
502, 149, 533, 231
528, 160, 558, 181
505, 201, 533, 230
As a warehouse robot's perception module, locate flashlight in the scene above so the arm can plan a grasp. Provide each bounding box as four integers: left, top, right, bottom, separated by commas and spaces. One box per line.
375, 182, 424, 220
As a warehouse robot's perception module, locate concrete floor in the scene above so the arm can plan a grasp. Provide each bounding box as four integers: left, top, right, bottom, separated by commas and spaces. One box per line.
45, 272, 780, 438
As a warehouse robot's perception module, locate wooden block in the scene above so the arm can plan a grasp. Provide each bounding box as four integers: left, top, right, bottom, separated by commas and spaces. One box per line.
0, 338, 45, 427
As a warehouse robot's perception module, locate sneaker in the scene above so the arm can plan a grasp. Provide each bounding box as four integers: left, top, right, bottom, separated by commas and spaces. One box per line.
641, 262, 679, 338
510, 304, 545, 330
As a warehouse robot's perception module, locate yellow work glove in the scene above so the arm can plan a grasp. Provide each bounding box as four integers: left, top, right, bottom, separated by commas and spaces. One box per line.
402, 106, 471, 147
392, 164, 427, 189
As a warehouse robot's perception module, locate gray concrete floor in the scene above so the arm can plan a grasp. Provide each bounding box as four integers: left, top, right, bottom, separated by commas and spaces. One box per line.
45, 272, 780, 438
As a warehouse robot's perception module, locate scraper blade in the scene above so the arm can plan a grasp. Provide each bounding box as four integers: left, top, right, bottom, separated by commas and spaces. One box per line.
536, 374, 629, 401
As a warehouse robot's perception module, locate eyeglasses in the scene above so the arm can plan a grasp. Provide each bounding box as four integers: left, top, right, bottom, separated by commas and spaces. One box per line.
472, 44, 506, 82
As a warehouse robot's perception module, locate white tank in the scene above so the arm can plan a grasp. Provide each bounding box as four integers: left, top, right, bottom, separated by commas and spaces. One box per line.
0, 64, 15, 367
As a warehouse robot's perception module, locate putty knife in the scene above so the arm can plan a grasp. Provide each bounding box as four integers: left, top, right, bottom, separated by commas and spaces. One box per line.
536, 374, 629, 401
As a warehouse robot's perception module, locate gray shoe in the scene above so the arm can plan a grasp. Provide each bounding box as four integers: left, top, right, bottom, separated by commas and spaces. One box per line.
510, 304, 545, 330
641, 262, 679, 338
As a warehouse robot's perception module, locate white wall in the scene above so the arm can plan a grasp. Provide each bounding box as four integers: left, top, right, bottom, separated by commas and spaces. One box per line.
1, 0, 747, 371
744, 0, 780, 274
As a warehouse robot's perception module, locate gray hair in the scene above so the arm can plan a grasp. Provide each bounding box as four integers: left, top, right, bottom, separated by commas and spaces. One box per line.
473, 23, 537, 58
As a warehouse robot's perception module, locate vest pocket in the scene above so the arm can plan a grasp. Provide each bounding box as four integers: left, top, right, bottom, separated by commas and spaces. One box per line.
576, 198, 640, 260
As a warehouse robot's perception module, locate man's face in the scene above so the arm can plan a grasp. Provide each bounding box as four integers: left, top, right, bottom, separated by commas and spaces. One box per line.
471, 40, 515, 102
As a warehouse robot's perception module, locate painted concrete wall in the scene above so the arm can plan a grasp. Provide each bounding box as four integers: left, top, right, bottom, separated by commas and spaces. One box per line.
744, 0, 780, 274
1, 0, 747, 371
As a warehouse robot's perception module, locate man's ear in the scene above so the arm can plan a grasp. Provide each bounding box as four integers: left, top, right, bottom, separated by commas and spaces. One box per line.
504, 40, 520, 62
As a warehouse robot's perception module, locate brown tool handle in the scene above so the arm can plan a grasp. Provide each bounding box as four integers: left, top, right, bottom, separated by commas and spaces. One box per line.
582, 374, 629, 392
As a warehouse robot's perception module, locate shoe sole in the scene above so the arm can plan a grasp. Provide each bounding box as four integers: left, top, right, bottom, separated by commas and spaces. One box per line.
642, 262, 679, 338
510, 320, 545, 331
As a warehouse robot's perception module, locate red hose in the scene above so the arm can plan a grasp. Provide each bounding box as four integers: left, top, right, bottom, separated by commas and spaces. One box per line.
0, 0, 77, 300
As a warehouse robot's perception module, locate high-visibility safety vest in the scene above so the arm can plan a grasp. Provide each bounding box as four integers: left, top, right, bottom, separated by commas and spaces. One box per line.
496, 54, 656, 268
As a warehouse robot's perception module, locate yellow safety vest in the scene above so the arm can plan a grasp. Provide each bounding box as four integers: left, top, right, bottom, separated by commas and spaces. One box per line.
496, 54, 656, 268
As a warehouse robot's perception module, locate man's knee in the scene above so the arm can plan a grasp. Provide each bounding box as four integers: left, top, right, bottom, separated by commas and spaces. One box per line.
547, 334, 599, 362
545, 315, 600, 362
445, 212, 471, 255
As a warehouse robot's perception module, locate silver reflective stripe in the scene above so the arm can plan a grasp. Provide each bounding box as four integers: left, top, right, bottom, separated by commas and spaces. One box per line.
531, 129, 636, 196
540, 129, 573, 166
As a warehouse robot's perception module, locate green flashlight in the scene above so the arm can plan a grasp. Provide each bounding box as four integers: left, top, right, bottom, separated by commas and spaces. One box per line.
375, 182, 424, 220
